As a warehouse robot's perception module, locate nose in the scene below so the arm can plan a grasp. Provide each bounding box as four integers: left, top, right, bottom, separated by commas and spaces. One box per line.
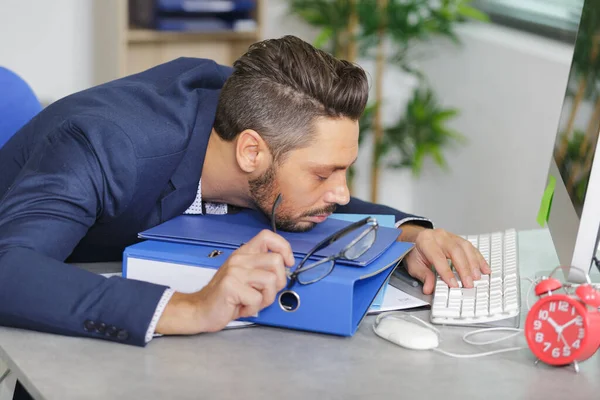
324, 175, 350, 206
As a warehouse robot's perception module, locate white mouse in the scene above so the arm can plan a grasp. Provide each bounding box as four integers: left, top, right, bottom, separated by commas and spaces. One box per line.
374, 316, 439, 350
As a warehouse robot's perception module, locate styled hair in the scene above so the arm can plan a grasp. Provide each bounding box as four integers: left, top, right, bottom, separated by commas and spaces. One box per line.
213, 35, 369, 161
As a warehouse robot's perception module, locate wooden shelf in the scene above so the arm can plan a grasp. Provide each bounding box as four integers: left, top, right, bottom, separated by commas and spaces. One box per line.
127, 28, 260, 43
93, 0, 265, 85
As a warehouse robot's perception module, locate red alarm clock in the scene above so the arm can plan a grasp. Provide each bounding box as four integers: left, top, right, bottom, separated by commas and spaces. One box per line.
525, 267, 600, 371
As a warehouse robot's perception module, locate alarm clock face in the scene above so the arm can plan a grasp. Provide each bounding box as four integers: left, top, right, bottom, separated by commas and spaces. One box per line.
525, 294, 588, 365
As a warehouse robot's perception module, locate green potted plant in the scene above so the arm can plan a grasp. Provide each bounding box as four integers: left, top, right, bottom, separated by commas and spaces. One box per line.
288, 0, 487, 202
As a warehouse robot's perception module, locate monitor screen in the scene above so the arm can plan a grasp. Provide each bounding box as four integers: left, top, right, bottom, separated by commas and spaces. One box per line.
546, 0, 600, 282
552, 7, 600, 219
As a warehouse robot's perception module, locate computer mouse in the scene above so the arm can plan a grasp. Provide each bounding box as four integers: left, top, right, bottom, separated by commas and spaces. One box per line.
374, 316, 439, 350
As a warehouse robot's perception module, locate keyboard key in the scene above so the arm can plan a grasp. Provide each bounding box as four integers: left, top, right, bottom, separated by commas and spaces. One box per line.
449, 298, 461, 307
433, 300, 448, 309
475, 305, 489, 317
504, 292, 518, 303
461, 307, 475, 318
491, 276, 502, 285
467, 235, 478, 247
474, 280, 489, 288
432, 308, 461, 318
504, 272, 517, 281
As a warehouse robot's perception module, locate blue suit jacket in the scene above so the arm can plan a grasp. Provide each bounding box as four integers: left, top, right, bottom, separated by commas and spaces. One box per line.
0, 58, 430, 346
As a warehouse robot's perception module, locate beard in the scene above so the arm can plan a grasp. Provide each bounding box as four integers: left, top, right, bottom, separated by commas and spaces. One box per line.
248, 164, 337, 233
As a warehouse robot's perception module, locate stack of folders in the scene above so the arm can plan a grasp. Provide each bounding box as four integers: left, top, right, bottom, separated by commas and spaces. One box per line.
122, 210, 414, 336
129, 0, 257, 32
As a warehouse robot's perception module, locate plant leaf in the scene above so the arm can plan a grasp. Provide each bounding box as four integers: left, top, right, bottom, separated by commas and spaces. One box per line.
457, 3, 490, 22
314, 27, 334, 48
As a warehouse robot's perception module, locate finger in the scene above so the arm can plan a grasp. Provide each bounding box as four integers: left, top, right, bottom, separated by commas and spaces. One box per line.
245, 269, 278, 309
422, 270, 436, 295
445, 242, 473, 288
478, 252, 491, 275
420, 235, 458, 288
227, 253, 287, 291
241, 230, 295, 267
406, 263, 436, 295
252, 253, 288, 291
233, 282, 264, 319
461, 240, 482, 280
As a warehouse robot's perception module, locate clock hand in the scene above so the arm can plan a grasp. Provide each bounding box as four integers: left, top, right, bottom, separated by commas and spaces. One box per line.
547, 317, 560, 331
560, 317, 579, 330
547, 317, 563, 341
558, 331, 569, 347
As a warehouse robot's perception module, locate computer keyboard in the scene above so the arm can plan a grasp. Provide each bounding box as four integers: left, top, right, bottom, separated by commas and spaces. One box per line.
431, 229, 521, 328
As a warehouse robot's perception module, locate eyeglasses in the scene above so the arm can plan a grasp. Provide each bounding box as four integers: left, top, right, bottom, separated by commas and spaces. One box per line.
269, 194, 379, 288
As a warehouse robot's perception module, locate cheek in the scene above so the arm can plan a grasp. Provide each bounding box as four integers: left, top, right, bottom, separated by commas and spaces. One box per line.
278, 177, 322, 209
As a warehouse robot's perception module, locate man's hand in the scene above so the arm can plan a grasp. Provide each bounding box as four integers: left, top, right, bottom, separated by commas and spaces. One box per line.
400, 225, 491, 295
155, 229, 295, 335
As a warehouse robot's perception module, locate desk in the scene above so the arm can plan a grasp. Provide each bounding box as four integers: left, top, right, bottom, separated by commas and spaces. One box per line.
1, 229, 599, 400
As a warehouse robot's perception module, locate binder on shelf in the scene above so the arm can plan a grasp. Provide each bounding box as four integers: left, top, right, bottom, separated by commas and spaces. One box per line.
123, 239, 413, 336
129, 0, 257, 32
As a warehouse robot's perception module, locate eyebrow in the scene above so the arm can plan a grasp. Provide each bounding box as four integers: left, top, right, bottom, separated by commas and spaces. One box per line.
311, 156, 358, 173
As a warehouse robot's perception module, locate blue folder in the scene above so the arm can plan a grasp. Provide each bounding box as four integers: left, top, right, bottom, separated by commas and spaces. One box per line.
329, 213, 396, 308
138, 209, 401, 267
123, 239, 413, 336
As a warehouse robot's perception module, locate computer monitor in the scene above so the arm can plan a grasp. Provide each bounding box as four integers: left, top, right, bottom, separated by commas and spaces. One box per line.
546, 0, 600, 283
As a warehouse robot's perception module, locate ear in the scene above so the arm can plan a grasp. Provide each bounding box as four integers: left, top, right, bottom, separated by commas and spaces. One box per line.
235, 129, 272, 173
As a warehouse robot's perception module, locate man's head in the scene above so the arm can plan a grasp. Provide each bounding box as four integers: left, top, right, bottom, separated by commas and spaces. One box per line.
213, 35, 368, 232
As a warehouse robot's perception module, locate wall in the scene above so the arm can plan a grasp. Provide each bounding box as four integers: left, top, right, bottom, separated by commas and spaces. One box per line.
0, 0, 94, 105
0, 0, 576, 235
410, 23, 574, 234
265, 3, 575, 234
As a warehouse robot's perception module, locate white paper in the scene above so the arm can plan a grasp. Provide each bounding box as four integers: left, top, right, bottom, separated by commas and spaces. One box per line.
108, 267, 254, 329
368, 284, 429, 314
223, 320, 255, 329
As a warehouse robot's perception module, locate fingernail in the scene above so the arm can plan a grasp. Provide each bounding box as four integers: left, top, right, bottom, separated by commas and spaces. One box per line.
464, 276, 473, 287
450, 277, 458, 288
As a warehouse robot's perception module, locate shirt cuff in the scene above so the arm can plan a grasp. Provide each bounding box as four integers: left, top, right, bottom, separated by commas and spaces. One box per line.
395, 217, 435, 230
145, 288, 175, 343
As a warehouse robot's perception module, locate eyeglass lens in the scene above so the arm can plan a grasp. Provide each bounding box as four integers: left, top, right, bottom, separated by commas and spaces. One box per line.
297, 258, 335, 285
343, 228, 377, 260
296, 225, 377, 285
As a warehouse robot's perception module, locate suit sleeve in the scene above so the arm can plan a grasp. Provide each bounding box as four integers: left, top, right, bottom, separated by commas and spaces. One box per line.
0, 118, 167, 346
336, 196, 434, 229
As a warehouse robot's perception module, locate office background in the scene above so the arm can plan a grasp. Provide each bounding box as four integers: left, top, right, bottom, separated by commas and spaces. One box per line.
0, 0, 577, 235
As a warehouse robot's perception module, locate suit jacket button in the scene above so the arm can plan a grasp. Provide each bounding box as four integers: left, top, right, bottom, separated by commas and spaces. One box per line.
96, 322, 107, 334
106, 325, 118, 337
117, 330, 129, 341
84, 320, 96, 332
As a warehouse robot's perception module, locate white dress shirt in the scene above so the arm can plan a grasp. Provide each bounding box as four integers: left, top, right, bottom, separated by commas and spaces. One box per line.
144, 179, 227, 343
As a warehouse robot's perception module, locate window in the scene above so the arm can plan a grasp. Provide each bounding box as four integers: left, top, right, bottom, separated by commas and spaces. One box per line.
473, 0, 585, 43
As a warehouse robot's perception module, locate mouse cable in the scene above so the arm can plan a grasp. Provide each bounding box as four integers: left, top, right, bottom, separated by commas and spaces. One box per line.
373, 312, 526, 359
432, 325, 526, 359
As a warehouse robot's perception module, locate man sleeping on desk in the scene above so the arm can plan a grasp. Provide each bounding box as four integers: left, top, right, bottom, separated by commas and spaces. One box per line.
0, 35, 490, 347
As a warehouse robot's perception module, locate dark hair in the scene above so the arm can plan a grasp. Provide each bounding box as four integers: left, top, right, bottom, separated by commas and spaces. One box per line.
213, 35, 369, 161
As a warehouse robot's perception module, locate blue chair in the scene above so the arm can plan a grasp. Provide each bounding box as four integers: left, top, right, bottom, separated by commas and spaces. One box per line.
0, 67, 42, 149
